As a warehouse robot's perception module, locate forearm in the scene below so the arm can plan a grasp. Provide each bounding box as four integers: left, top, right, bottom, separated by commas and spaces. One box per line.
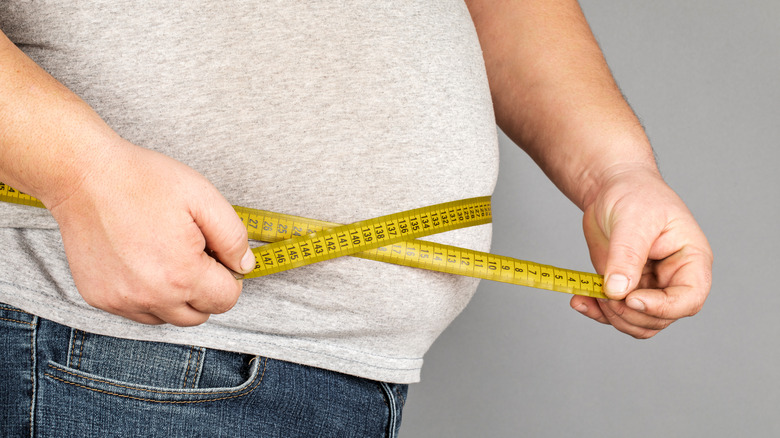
1, 30, 255, 326
0, 30, 119, 207
467, 0, 657, 209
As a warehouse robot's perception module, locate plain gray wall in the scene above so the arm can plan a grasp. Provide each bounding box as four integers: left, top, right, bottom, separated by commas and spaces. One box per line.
403, 1, 780, 437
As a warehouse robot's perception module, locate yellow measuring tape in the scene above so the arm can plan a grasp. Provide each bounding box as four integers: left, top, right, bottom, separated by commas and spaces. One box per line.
0, 182, 606, 298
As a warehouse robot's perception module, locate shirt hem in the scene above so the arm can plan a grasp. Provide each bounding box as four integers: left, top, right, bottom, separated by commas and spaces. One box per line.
0, 290, 424, 384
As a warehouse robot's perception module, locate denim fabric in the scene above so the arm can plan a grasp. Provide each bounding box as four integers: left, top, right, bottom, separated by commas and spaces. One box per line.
0, 304, 408, 437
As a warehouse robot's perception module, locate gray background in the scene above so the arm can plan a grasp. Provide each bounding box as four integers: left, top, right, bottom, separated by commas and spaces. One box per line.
404, 1, 779, 437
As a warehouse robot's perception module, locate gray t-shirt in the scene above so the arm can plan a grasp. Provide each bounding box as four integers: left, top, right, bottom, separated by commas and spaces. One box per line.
0, 1, 498, 383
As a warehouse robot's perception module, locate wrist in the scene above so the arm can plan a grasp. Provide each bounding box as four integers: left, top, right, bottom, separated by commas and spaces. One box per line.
576, 133, 660, 210
527, 114, 660, 211
503, 73, 659, 210
0, 30, 123, 209
579, 159, 664, 215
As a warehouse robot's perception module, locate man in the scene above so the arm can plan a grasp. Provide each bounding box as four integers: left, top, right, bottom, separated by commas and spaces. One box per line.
0, 1, 711, 436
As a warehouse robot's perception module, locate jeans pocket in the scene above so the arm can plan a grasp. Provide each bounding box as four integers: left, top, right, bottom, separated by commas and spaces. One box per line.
0, 303, 35, 327
43, 330, 267, 404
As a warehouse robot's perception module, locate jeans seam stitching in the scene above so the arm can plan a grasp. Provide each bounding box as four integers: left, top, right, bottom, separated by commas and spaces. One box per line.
28, 316, 38, 438
193, 347, 203, 388
0, 304, 30, 314
76, 331, 86, 370
0, 316, 33, 326
395, 387, 406, 409
44, 356, 266, 399
183, 346, 194, 389
68, 329, 78, 369
379, 382, 398, 438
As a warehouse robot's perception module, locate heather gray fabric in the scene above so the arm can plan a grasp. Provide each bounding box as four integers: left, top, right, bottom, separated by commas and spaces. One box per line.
0, 1, 498, 383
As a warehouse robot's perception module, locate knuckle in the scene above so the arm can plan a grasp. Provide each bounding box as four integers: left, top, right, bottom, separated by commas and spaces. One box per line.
650, 318, 674, 332
654, 294, 699, 321
86, 289, 133, 315
227, 225, 249, 252
212, 286, 242, 314
208, 218, 248, 254
599, 299, 625, 318
210, 296, 237, 314
614, 243, 646, 270
132, 293, 159, 313
122, 283, 177, 315
651, 296, 676, 319
164, 267, 198, 292
217, 234, 249, 267
612, 302, 628, 317
111, 288, 160, 314
190, 277, 242, 315
685, 296, 707, 318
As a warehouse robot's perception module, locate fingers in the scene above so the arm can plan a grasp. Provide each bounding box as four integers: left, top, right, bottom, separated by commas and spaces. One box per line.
75, 231, 245, 327
595, 297, 675, 339
141, 252, 244, 326
572, 251, 709, 338
625, 281, 708, 321
49, 144, 253, 328
572, 281, 706, 339
185, 251, 245, 315
582, 202, 654, 301
577, 170, 712, 337
128, 307, 209, 327
601, 215, 656, 300
119, 313, 167, 326
593, 246, 712, 336
570, 296, 609, 324
634, 248, 711, 320
87, 289, 211, 328
145, 189, 252, 326
571, 295, 675, 339
191, 192, 255, 276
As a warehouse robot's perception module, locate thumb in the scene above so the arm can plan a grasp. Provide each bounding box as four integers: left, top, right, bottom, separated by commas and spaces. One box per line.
191, 191, 254, 276
602, 217, 655, 300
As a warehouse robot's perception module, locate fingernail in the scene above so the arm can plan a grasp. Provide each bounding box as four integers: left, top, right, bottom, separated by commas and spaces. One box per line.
605, 274, 630, 297
240, 248, 256, 274
574, 303, 588, 313
627, 298, 646, 312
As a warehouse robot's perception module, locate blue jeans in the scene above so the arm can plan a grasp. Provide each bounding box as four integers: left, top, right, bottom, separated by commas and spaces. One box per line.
0, 304, 407, 437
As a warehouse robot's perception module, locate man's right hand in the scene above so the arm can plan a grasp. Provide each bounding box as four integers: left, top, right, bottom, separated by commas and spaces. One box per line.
48, 140, 255, 326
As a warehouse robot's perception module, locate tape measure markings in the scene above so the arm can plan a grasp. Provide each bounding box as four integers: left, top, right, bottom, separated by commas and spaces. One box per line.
245, 197, 492, 276
222, 196, 603, 297
1, 183, 606, 298
0, 183, 45, 208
